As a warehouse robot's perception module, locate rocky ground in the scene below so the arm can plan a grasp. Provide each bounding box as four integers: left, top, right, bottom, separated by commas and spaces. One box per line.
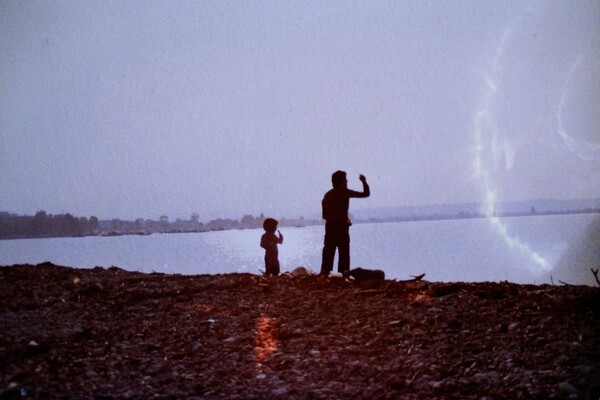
1, 262, 599, 399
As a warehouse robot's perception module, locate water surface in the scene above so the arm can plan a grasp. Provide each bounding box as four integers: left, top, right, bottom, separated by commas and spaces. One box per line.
1, 214, 597, 285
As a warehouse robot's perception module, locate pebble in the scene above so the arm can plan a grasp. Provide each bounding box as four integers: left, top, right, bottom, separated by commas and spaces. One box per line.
508, 322, 520, 331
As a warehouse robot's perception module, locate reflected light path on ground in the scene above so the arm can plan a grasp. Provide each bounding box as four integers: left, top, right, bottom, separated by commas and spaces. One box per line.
255, 314, 277, 372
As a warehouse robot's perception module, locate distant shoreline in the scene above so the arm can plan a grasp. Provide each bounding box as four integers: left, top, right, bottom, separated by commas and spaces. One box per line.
360, 208, 600, 224
1, 209, 598, 241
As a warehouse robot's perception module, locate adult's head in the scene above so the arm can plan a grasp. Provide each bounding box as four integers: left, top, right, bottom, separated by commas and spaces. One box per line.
331, 170, 347, 188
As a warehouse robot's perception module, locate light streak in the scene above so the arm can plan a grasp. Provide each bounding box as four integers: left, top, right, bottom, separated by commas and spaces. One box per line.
557, 53, 600, 161
473, 18, 550, 274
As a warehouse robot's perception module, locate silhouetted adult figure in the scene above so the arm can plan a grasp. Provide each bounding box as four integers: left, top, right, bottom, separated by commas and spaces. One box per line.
320, 171, 370, 276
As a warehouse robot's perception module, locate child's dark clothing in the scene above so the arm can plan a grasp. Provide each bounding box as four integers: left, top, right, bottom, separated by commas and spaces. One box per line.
260, 231, 283, 276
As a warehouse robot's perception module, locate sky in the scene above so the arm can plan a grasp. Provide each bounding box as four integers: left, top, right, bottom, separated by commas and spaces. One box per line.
1, 0, 599, 221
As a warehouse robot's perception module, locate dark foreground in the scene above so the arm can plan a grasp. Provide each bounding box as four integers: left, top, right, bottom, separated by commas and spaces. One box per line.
1, 263, 599, 400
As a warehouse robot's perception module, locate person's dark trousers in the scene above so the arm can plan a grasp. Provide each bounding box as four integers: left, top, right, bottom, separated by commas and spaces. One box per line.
265, 256, 280, 276
320, 222, 350, 275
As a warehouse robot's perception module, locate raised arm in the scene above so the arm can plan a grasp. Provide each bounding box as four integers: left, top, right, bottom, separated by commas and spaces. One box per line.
348, 174, 370, 198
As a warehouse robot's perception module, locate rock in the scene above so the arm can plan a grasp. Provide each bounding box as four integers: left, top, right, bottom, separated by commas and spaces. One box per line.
289, 267, 311, 276
270, 387, 290, 399
309, 388, 335, 399
471, 372, 500, 387
558, 381, 578, 396
429, 380, 444, 389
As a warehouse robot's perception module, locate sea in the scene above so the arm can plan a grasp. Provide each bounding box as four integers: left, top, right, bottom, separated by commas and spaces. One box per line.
1, 213, 598, 285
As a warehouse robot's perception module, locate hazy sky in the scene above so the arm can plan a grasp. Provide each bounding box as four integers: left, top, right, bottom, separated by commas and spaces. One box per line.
1, 1, 599, 220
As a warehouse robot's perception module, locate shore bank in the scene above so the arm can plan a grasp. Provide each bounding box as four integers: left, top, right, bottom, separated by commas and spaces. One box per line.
1, 263, 598, 399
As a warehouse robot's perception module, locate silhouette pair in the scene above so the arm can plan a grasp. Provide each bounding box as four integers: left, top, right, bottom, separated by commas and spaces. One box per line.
259, 171, 370, 277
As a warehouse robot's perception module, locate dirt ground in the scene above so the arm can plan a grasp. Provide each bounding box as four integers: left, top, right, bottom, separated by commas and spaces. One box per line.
1, 263, 599, 399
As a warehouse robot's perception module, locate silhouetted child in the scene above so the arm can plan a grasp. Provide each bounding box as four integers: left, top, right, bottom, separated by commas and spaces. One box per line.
260, 218, 283, 276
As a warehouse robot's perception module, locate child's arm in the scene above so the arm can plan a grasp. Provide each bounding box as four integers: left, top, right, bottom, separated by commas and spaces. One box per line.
260, 235, 268, 249
277, 230, 284, 244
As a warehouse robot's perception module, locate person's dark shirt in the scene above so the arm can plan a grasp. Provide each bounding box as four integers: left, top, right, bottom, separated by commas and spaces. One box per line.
322, 181, 370, 223
260, 231, 283, 257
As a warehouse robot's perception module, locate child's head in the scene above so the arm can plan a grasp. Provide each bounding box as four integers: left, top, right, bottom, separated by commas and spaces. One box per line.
263, 218, 278, 232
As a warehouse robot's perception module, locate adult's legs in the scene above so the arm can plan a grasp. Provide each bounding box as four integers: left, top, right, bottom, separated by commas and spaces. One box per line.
321, 222, 351, 275
320, 223, 339, 275
337, 229, 350, 273
320, 245, 336, 275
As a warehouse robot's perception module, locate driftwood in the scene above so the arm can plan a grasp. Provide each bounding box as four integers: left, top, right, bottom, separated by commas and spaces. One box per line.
561, 269, 600, 287
353, 273, 426, 295
592, 268, 600, 286
398, 273, 426, 283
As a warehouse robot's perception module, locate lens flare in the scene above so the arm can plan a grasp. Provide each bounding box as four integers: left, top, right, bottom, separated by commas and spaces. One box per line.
557, 53, 600, 161
473, 19, 550, 274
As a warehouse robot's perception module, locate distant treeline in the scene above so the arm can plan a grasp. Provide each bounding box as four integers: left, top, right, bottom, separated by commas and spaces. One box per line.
2, 205, 599, 240
0, 211, 319, 240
